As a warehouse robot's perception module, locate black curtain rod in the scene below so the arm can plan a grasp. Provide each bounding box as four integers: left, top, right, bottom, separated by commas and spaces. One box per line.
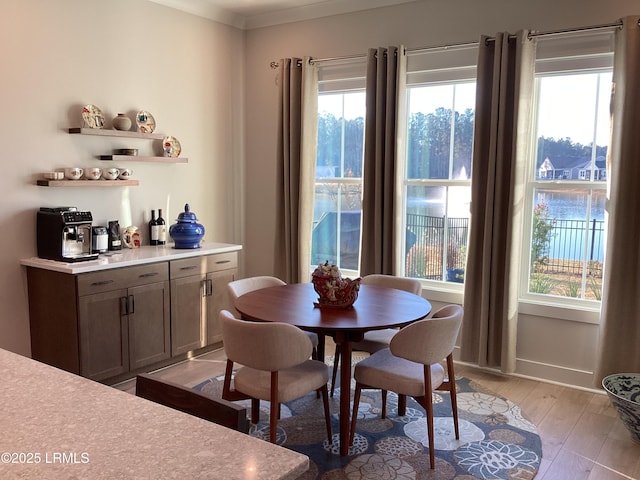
270, 18, 627, 69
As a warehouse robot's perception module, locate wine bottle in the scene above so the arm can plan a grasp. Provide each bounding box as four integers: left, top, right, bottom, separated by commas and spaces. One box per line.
149, 210, 158, 246
157, 208, 167, 245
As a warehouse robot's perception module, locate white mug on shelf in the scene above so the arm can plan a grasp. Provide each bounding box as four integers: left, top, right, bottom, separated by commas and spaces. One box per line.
102, 167, 120, 180
64, 167, 83, 180
85, 167, 102, 180
118, 168, 133, 180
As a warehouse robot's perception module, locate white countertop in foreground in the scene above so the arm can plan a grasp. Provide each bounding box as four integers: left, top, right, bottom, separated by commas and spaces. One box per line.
0, 348, 308, 479
20, 242, 242, 274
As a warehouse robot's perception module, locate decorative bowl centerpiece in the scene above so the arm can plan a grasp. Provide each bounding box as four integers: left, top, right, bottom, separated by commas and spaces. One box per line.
602, 373, 640, 444
169, 204, 205, 249
311, 261, 361, 309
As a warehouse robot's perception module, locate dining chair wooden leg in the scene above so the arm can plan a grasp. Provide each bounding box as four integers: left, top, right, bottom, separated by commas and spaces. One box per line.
349, 383, 362, 446
251, 398, 260, 424
330, 345, 341, 397
381, 389, 387, 418
320, 385, 333, 443
446, 354, 460, 439
423, 365, 435, 469
269, 372, 279, 443
398, 394, 407, 416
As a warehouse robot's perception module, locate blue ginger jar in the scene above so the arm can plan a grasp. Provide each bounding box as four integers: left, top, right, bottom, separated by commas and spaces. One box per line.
169, 204, 205, 249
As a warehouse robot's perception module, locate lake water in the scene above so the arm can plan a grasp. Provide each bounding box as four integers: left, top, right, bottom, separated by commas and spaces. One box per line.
535, 190, 606, 262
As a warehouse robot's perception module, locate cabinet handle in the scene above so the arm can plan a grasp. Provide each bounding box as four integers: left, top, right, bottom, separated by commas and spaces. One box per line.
129, 295, 135, 315
120, 296, 128, 316
180, 265, 198, 271
207, 279, 213, 296
91, 280, 114, 286
215, 260, 231, 265
139, 272, 159, 278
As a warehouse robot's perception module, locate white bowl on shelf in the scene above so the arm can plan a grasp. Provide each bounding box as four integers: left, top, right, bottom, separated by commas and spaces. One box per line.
44, 172, 64, 180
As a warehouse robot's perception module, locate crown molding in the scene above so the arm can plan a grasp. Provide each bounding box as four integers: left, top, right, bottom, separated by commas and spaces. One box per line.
147, 0, 418, 30
147, 0, 246, 29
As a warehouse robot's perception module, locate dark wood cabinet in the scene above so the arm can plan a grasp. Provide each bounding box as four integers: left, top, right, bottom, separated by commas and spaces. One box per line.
78, 288, 130, 380
26, 249, 237, 383
170, 252, 237, 355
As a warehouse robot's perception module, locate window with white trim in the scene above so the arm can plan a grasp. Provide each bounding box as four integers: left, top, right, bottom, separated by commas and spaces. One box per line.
399, 46, 478, 285
521, 31, 613, 305
311, 61, 366, 272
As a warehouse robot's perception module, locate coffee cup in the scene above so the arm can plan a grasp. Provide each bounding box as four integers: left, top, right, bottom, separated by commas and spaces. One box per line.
64, 167, 83, 180
122, 226, 142, 248
85, 167, 102, 180
102, 167, 120, 180
64, 167, 84, 180
118, 168, 133, 180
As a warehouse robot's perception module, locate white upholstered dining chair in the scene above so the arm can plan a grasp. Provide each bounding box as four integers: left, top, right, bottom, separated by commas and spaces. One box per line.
330, 274, 422, 395
227, 276, 319, 360
219, 310, 332, 444
348, 304, 463, 469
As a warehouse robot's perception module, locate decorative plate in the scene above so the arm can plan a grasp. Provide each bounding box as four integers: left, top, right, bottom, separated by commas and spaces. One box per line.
136, 110, 156, 133
162, 136, 181, 158
82, 104, 105, 129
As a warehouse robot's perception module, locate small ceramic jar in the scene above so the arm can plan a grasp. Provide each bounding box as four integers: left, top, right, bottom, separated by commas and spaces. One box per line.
169, 204, 205, 249
112, 113, 132, 131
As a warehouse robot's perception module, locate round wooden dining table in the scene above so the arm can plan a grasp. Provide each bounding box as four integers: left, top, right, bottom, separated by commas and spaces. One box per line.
234, 282, 432, 456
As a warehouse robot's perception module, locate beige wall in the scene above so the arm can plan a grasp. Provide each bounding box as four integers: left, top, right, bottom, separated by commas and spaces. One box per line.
0, 0, 244, 355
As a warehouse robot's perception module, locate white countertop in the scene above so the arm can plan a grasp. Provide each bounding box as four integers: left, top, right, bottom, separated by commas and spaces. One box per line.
20, 242, 242, 274
0, 348, 308, 479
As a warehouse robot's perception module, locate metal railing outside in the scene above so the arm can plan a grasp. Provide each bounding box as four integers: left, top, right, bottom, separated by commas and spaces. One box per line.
404, 214, 604, 281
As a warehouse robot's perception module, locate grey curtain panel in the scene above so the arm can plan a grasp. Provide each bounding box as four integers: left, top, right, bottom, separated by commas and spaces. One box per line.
360, 46, 401, 276
595, 16, 640, 384
274, 58, 318, 283
460, 32, 535, 371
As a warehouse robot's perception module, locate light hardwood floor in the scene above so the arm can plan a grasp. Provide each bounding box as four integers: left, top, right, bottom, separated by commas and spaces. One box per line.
115, 344, 640, 480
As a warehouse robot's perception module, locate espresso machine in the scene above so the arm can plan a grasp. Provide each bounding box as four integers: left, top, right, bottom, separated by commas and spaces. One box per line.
37, 207, 99, 262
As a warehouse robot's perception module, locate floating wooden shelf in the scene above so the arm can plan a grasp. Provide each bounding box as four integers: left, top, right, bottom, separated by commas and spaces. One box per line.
37, 179, 139, 187
68, 127, 164, 140
98, 155, 188, 163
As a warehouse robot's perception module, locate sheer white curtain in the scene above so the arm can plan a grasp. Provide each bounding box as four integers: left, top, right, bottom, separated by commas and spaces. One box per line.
274, 57, 318, 283
460, 31, 535, 372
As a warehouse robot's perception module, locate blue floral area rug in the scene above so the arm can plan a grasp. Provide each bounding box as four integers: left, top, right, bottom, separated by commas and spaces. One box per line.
194, 372, 542, 479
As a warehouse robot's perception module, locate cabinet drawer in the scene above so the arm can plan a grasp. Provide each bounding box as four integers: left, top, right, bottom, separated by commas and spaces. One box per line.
78, 263, 169, 296
170, 252, 237, 279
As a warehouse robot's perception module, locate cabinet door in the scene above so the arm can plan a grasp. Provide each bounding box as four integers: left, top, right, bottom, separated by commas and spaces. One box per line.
206, 269, 237, 345
78, 289, 129, 381
170, 274, 206, 356
128, 281, 171, 370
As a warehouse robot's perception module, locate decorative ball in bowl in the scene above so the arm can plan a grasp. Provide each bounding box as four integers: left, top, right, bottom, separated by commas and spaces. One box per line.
602, 373, 640, 444
311, 261, 361, 309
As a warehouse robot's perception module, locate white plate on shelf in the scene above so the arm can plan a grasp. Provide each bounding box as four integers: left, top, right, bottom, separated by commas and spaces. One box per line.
136, 110, 156, 133
162, 136, 181, 158
82, 104, 105, 129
